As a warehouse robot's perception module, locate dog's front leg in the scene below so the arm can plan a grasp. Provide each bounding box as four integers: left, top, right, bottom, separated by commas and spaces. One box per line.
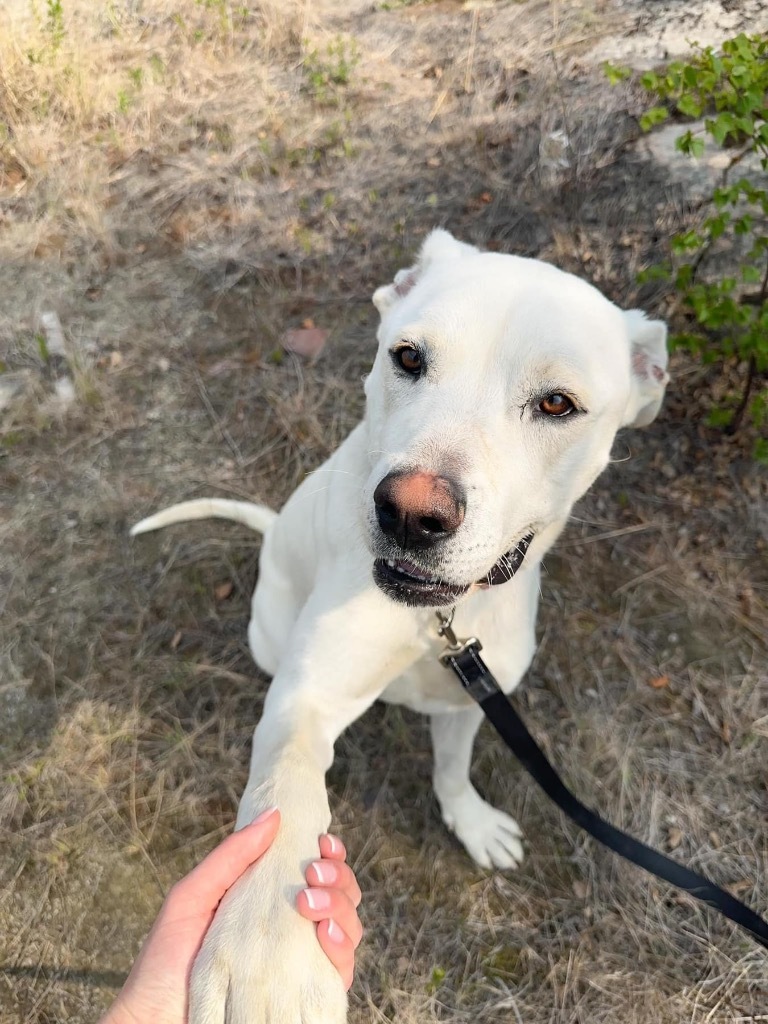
431, 707, 524, 870
189, 580, 421, 1024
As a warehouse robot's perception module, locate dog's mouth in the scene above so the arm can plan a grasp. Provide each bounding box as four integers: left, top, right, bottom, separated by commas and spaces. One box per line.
373, 534, 534, 607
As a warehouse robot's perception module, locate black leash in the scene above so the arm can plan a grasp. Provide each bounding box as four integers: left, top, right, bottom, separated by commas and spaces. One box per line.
435, 611, 768, 951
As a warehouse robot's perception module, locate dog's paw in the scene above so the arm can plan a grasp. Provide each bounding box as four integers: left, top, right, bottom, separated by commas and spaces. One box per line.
188, 856, 347, 1024
439, 787, 524, 870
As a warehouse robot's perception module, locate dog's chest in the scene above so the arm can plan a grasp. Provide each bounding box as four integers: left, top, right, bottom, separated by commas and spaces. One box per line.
378, 572, 539, 715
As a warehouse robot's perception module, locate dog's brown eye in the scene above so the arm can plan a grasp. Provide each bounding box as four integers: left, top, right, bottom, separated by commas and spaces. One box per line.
395, 346, 422, 376
539, 393, 575, 417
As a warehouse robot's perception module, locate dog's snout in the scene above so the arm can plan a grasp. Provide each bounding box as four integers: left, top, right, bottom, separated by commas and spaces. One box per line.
373, 471, 465, 549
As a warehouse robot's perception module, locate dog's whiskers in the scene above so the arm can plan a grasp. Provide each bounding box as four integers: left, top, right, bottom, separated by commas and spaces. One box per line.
310, 468, 365, 478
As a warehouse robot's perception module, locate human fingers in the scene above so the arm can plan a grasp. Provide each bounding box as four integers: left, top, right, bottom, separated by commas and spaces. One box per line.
318, 833, 346, 861
306, 857, 362, 909
296, 886, 363, 948
315, 919, 356, 991
169, 808, 280, 913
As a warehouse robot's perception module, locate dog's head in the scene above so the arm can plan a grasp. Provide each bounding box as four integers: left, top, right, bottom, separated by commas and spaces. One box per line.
363, 229, 669, 607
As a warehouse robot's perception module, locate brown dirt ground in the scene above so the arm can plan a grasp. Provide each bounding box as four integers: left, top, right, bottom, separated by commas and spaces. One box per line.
1, 2, 767, 1023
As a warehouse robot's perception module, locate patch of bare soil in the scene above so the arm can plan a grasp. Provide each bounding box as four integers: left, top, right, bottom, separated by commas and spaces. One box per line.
1, 2, 767, 1023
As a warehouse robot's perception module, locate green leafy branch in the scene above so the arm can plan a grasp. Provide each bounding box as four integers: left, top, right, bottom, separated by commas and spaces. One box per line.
606, 33, 768, 459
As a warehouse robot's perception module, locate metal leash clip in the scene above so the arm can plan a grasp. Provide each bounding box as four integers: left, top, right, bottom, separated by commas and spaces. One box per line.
435, 608, 483, 665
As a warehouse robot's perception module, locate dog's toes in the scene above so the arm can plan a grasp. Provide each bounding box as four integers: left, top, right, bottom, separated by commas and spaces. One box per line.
459, 817, 524, 870
488, 829, 525, 870
439, 788, 525, 870
463, 841, 494, 871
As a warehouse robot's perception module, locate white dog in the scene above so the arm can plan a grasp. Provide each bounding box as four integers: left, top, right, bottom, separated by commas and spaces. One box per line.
131, 230, 669, 1024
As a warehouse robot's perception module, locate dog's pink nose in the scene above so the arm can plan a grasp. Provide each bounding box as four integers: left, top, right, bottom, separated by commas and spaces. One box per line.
374, 471, 465, 549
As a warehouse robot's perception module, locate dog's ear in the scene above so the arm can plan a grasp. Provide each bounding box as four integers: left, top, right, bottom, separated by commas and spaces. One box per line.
622, 310, 670, 428
373, 229, 479, 314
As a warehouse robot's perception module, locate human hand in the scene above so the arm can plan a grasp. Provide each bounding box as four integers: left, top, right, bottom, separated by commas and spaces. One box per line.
297, 831, 362, 991
101, 809, 362, 1024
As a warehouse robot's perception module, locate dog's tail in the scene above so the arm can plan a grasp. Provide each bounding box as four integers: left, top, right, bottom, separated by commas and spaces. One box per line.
130, 499, 277, 537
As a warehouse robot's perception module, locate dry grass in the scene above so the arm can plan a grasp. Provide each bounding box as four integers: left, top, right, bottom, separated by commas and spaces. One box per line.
2, 1, 768, 1022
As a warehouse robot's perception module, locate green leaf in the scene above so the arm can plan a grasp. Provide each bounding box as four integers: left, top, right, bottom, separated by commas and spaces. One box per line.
675, 264, 694, 288
676, 129, 705, 156
734, 214, 753, 235
671, 230, 703, 253
709, 112, 736, 145
705, 212, 730, 239
712, 184, 736, 208
677, 93, 702, 117
688, 136, 705, 158
603, 61, 630, 85
640, 106, 669, 131
754, 437, 768, 464
682, 65, 700, 88
707, 407, 734, 428
741, 264, 761, 283
640, 71, 660, 91
638, 263, 671, 283
634, 30, 768, 461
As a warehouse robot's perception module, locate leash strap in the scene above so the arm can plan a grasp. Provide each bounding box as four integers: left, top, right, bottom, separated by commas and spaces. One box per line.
442, 640, 768, 951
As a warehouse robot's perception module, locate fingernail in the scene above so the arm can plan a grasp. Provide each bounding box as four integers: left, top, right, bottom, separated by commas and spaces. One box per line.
249, 806, 278, 826
304, 887, 331, 911
327, 919, 345, 943
310, 861, 332, 885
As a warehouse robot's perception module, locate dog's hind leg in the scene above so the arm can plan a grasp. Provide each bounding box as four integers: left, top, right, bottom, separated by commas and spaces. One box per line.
246, 531, 306, 677
430, 707, 524, 870
248, 588, 295, 677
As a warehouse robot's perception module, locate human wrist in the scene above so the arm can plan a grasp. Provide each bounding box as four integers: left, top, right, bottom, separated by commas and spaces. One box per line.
98, 995, 139, 1024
